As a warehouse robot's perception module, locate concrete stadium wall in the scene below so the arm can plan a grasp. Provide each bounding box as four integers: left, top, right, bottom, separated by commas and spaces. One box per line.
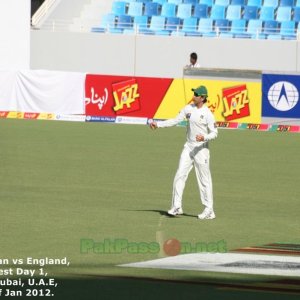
0, 0, 30, 70
30, 30, 300, 78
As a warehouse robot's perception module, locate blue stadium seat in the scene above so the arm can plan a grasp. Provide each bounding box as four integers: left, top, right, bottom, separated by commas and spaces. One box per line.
177, 4, 193, 18
280, 20, 296, 39
263, 0, 278, 7
226, 5, 242, 20
128, 2, 144, 16
263, 20, 279, 35
215, 0, 230, 5
183, 0, 199, 5
220, 19, 246, 37
155, 0, 167, 4
116, 15, 133, 29
296, 0, 300, 6
172, 17, 199, 35
193, 4, 209, 18
112, 1, 127, 15
279, 0, 294, 6
198, 18, 216, 36
134, 15, 149, 30
109, 15, 132, 34
276, 7, 292, 22
210, 5, 226, 19
215, 19, 230, 33
165, 17, 181, 31
123, 15, 149, 34
161, 3, 177, 17
149, 16, 169, 35
247, 19, 263, 38
231, 0, 246, 5
263, 21, 278, 33
168, 0, 183, 4
181, 17, 199, 33
243, 6, 259, 19
199, 0, 214, 7
139, 15, 167, 35
232, 19, 248, 36
247, 0, 262, 6
294, 7, 300, 22
183, 0, 198, 3
144, 2, 161, 16
259, 7, 275, 21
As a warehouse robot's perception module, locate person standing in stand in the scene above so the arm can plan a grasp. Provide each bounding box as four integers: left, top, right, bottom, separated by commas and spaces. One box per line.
186, 52, 201, 68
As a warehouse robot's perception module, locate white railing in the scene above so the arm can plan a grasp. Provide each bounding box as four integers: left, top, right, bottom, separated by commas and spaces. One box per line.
36, 19, 100, 32
31, 0, 60, 27
31, 19, 300, 41
36, 19, 74, 32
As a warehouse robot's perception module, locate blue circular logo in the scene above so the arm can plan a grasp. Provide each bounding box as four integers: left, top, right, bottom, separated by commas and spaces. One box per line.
268, 81, 299, 111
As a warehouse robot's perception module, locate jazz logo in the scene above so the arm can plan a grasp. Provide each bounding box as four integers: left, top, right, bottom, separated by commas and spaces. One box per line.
112, 79, 140, 115
222, 85, 250, 121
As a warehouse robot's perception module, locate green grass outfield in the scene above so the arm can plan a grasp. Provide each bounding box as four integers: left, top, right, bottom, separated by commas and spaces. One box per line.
0, 119, 299, 299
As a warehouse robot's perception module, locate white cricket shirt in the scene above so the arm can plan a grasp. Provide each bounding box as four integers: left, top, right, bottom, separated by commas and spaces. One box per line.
157, 104, 218, 148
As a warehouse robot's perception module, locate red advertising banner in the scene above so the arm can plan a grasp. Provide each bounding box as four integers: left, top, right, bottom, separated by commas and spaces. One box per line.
85, 74, 173, 118
0, 111, 9, 118
222, 84, 250, 121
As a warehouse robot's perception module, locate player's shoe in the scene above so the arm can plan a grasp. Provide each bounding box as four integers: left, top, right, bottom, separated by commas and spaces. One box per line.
167, 207, 183, 216
198, 208, 215, 220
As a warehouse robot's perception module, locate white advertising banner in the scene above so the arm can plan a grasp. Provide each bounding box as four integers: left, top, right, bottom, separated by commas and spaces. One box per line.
0, 71, 17, 110
0, 70, 85, 114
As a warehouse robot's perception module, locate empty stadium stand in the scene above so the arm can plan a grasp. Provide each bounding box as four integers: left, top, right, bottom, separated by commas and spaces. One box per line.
90, 0, 300, 39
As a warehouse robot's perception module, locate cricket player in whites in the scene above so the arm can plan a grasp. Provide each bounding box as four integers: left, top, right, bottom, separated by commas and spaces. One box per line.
150, 86, 218, 219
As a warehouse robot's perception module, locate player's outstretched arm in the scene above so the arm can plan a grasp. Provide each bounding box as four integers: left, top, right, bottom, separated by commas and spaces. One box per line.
154, 108, 186, 129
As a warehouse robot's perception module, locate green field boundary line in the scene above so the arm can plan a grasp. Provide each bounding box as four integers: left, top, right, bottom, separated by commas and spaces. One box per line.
1, 113, 300, 133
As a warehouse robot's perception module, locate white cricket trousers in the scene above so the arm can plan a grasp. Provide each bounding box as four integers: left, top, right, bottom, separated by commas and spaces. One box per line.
172, 143, 213, 210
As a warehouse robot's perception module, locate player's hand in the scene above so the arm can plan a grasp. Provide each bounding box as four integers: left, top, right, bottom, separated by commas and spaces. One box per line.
196, 134, 205, 142
149, 121, 158, 130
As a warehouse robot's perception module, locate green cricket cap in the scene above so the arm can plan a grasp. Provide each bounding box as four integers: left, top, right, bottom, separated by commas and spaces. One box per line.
192, 85, 208, 97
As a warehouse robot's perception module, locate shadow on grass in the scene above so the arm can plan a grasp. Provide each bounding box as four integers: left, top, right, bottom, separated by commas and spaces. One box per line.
123, 209, 196, 218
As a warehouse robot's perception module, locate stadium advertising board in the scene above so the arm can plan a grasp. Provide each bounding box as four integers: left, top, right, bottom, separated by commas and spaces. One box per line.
155, 79, 262, 124
85, 74, 173, 121
0, 111, 55, 120
262, 74, 300, 119
86, 75, 261, 124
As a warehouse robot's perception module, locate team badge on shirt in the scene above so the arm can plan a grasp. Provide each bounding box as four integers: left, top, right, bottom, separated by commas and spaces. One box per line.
186, 113, 191, 119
